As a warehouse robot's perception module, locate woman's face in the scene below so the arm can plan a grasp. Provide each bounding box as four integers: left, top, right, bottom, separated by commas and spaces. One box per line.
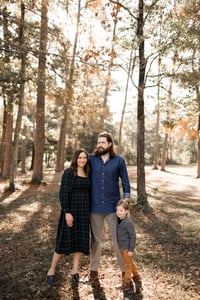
77, 152, 88, 168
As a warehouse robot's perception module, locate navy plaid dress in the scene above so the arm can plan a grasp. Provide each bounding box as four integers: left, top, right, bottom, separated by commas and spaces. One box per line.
55, 168, 90, 256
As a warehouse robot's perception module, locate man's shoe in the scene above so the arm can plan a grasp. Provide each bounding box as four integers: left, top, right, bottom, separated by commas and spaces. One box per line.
89, 270, 98, 283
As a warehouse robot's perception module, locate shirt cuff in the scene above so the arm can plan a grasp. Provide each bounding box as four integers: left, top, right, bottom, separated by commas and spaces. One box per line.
123, 193, 130, 198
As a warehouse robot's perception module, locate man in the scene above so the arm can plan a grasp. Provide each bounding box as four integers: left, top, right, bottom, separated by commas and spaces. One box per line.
89, 132, 131, 283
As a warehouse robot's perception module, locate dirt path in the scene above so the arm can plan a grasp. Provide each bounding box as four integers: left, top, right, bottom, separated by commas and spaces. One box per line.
129, 164, 199, 200
0, 165, 199, 300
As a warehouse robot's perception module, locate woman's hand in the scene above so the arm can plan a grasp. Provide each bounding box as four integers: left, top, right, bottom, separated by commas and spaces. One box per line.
128, 251, 133, 256
65, 213, 74, 227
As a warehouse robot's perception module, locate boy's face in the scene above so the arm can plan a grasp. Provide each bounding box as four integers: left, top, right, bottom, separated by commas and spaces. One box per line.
116, 205, 128, 220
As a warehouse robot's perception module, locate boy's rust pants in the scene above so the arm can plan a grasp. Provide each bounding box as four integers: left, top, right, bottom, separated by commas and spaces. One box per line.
120, 248, 141, 284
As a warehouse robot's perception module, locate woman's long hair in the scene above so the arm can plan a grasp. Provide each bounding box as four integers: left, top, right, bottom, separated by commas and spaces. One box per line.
70, 149, 90, 176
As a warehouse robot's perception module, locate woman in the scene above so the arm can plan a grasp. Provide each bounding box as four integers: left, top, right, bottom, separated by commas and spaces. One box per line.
47, 149, 90, 286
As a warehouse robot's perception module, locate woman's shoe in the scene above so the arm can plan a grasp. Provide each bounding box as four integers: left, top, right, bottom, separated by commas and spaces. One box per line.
47, 274, 55, 287
72, 273, 79, 282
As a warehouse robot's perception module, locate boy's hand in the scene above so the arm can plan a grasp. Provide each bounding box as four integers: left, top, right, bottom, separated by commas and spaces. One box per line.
128, 251, 133, 256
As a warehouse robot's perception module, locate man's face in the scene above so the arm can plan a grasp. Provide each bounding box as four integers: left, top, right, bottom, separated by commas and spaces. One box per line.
96, 137, 112, 155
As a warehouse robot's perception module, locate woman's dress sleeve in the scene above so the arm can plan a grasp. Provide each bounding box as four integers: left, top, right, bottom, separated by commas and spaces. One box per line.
59, 168, 74, 213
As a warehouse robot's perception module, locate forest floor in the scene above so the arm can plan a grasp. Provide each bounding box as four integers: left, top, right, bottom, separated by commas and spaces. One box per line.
0, 164, 200, 300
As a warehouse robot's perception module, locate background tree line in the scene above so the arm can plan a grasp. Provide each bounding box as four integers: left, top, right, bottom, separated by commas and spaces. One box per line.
0, 0, 199, 206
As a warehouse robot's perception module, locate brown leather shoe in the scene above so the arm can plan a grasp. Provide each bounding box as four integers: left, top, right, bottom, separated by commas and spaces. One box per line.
89, 270, 98, 283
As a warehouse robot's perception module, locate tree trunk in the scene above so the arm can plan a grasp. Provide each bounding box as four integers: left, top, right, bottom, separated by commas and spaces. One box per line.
32, 0, 49, 184
153, 56, 161, 170
55, 0, 80, 172
55, 115, 67, 172
197, 86, 200, 178
160, 50, 177, 172
1, 102, 13, 178
136, 0, 148, 206
1, 7, 12, 179
197, 132, 200, 178
118, 49, 134, 154
9, 3, 26, 191
102, 4, 119, 132
21, 135, 26, 173
161, 131, 168, 171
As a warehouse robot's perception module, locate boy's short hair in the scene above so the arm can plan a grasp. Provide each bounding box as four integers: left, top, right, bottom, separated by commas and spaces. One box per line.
116, 199, 130, 210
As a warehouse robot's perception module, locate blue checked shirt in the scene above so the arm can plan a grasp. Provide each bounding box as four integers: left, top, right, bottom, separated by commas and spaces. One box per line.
89, 154, 131, 214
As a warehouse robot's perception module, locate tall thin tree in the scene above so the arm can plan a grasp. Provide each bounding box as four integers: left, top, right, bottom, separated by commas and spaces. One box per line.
1, 6, 13, 179
101, 3, 119, 131
136, 0, 147, 206
118, 48, 135, 154
55, 0, 81, 172
196, 86, 200, 178
9, 2, 26, 191
32, 0, 49, 183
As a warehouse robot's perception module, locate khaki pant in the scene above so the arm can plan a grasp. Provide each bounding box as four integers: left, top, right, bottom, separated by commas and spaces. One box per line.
90, 213, 124, 272
120, 248, 141, 284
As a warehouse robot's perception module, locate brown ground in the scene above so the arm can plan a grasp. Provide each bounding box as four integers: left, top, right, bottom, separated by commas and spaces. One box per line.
0, 165, 199, 300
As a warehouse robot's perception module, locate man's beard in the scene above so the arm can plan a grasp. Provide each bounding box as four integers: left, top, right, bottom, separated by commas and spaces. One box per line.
96, 146, 110, 156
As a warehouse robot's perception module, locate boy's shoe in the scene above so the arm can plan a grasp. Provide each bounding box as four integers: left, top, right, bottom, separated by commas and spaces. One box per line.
135, 280, 142, 293
116, 281, 131, 290
72, 273, 79, 282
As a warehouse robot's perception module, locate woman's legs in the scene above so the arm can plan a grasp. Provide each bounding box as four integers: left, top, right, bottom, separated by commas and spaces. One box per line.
47, 252, 62, 275
71, 252, 81, 274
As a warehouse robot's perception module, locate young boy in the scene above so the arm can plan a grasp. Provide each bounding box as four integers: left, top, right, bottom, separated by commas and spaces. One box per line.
116, 199, 142, 293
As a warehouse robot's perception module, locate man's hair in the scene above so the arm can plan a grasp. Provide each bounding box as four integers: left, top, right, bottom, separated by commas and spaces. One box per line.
94, 132, 116, 158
